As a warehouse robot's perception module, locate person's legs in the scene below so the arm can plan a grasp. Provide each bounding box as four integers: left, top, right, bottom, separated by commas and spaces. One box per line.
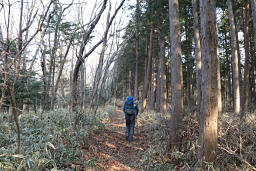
128, 114, 136, 141
125, 113, 131, 140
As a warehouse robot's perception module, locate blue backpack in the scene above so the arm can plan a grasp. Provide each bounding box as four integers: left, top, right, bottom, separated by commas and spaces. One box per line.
124, 96, 135, 115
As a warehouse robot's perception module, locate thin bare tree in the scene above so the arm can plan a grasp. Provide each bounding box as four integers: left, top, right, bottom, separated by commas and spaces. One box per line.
72, 0, 125, 111
1, 0, 54, 154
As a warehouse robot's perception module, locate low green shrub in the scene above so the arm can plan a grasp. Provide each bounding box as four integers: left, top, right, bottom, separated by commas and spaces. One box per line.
0, 105, 116, 170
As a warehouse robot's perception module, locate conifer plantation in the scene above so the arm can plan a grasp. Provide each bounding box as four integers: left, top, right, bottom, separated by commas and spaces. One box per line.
0, 0, 256, 170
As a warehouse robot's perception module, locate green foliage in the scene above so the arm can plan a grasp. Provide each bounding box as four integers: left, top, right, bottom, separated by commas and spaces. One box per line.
0, 69, 43, 108
0, 106, 117, 170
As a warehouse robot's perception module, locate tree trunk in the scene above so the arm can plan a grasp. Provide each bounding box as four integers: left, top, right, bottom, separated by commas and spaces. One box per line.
71, 0, 124, 110
227, 0, 241, 115
134, 0, 140, 99
89, 1, 112, 113
160, 35, 167, 113
242, 1, 250, 115
150, 56, 156, 109
156, 39, 161, 112
217, 40, 222, 113
142, 27, 154, 112
156, 35, 162, 112
216, 23, 222, 114
142, 37, 148, 103
192, 0, 202, 109
168, 0, 184, 151
54, 38, 73, 99
198, 0, 219, 163
250, 0, 256, 101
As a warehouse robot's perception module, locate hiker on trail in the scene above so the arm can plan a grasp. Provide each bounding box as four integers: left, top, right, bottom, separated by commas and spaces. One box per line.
123, 96, 139, 141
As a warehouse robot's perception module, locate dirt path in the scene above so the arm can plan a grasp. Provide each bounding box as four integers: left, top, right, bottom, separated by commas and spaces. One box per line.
83, 108, 149, 170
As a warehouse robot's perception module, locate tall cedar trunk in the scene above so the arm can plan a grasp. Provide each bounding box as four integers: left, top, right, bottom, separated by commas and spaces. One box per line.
192, 0, 202, 109
0, 26, 5, 106
134, 0, 139, 99
129, 71, 132, 95
166, 50, 170, 100
251, 0, 256, 100
168, 0, 184, 151
242, 1, 250, 115
160, 35, 167, 113
216, 23, 222, 114
217, 38, 222, 113
252, 0, 256, 50
251, 35, 256, 101
156, 34, 163, 112
150, 56, 156, 109
156, 38, 161, 112
199, 0, 218, 162
185, 18, 193, 107
227, 0, 241, 115
142, 36, 148, 102
142, 27, 154, 112
224, 31, 233, 106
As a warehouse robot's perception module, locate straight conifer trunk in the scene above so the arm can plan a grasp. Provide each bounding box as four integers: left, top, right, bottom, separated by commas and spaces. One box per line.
242, 1, 250, 114
168, 0, 184, 151
160, 35, 167, 113
251, 0, 256, 100
199, 0, 219, 162
216, 23, 222, 114
192, 0, 202, 109
134, 0, 139, 99
227, 0, 241, 114
142, 27, 154, 112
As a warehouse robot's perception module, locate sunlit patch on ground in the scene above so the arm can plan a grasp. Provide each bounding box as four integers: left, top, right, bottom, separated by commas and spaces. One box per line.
83, 108, 149, 170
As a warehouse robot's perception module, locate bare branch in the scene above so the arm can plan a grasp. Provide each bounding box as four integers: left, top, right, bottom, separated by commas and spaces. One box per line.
82, 0, 126, 59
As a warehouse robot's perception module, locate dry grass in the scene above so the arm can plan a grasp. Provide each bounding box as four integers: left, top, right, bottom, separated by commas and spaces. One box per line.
136, 106, 256, 170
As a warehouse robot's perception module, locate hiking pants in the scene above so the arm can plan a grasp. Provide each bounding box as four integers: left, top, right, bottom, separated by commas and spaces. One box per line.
125, 113, 136, 140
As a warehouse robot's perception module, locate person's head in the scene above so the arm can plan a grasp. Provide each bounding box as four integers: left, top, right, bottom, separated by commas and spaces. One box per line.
134, 99, 139, 105
126, 96, 134, 102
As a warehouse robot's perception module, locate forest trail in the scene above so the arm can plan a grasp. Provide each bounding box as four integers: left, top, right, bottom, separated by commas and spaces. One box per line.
83, 108, 149, 171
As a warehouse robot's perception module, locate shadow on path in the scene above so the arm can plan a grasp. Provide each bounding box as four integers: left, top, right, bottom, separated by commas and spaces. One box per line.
83, 109, 149, 171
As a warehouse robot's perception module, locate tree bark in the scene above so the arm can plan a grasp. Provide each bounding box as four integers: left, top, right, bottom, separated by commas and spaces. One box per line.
142, 27, 154, 112
199, 0, 219, 163
71, 0, 125, 110
150, 56, 156, 109
217, 38, 222, 114
192, 0, 202, 109
134, 0, 140, 99
242, 1, 250, 115
250, 0, 256, 101
227, 0, 241, 115
160, 35, 167, 113
168, 0, 184, 151
89, 1, 112, 113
